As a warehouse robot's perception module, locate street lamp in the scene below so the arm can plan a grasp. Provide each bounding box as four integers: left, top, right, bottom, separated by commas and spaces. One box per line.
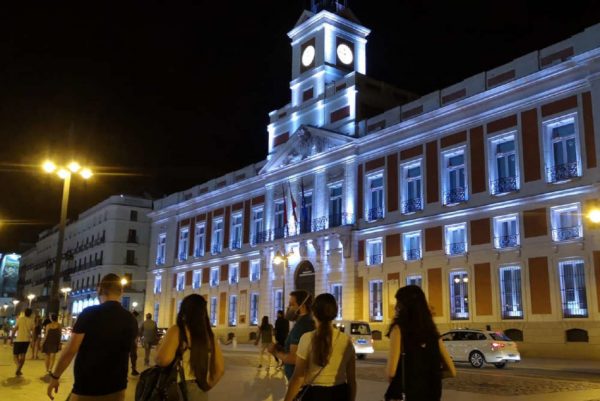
587, 208, 600, 224
60, 287, 71, 326
43, 160, 93, 316
27, 294, 35, 307
12, 299, 19, 316
120, 278, 128, 286
273, 249, 295, 311
132, 301, 138, 311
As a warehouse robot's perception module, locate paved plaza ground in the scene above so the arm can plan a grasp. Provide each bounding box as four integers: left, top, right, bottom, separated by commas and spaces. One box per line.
1, 342, 599, 401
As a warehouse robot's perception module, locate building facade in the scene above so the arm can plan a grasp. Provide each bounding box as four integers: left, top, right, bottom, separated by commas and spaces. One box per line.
19, 195, 152, 321
146, 4, 600, 358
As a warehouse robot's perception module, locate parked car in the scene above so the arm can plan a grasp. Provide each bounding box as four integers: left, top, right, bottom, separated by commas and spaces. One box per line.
440, 329, 521, 368
334, 320, 374, 359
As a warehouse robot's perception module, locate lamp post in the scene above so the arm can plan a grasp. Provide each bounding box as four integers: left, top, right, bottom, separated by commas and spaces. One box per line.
273, 249, 295, 311
27, 294, 35, 307
60, 287, 71, 326
12, 299, 19, 317
132, 301, 138, 312
43, 160, 93, 316
587, 208, 600, 224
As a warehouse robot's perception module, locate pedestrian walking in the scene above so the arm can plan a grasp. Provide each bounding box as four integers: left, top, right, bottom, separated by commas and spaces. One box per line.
284, 293, 356, 401
41, 313, 62, 376
46, 274, 138, 401
31, 313, 43, 359
268, 290, 315, 380
255, 316, 274, 370
155, 294, 225, 400
385, 285, 456, 401
12, 307, 34, 376
130, 310, 140, 376
274, 310, 289, 369
140, 312, 158, 367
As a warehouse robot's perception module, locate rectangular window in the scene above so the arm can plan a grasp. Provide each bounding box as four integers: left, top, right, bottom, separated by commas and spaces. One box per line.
366, 238, 383, 266
126, 250, 136, 265
366, 174, 384, 221
274, 201, 286, 240
127, 229, 137, 243
499, 265, 523, 319
300, 192, 313, 234
130, 210, 138, 221
449, 271, 469, 320
250, 293, 259, 326
178, 227, 189, 261
493, 214, 520, 249
156, 233, 166, 265
210, 268, 219, 287
544, 115, 581, 182
443, 149, 468, 205
559, 260, 588, 317
252, 207, 265, 245
489, 134, 519, 195
192, 270, 201, 289
406, 274, 422, 287
445, 223, 467, 255
212, 218, 223, 254
229, 263, 239, 285
369, 280, 383, 322
176, 272, 185, 291
194, 223, 205, 257
273, 289, 283, 318
210, 297, 217, 326
331, 283, 343, 320
328, 185, 343, 228
154, 302, 160, 323
551, 203, 582, 241
153, 275, 162, 294
230, 214, 243, 250
228, 295, 237, 326
402, 231, 421, 261
401, 161, 423, 214
250, 259, 261, 282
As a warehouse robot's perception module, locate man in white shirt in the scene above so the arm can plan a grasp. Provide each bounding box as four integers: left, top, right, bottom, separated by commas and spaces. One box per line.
13, 307, 35, 376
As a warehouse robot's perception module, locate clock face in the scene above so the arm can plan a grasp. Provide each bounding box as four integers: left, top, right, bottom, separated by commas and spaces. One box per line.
301, 45, 315, 67
337, 43, 353, 65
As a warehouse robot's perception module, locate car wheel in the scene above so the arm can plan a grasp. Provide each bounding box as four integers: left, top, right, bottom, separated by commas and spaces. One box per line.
469, 351, 485, 368
494, 362, 506, 369
356, 354, 366, 360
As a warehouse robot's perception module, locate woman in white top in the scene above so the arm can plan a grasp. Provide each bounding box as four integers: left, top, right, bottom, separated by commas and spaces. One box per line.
284, 293, 356, 401
156, 294, 225, 400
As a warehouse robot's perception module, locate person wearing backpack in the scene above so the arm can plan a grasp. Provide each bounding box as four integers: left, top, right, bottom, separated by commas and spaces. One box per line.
155, 294, 224, 400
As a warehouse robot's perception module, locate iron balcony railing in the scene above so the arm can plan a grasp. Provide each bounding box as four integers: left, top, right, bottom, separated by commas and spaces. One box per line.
490, 176, 518, 195
367, 207, 384, 221
252, 230, 269, 245
446, 242, 466, 255
547, 162, 579, 182
495, 234, 519, 249
401, 198, 422, 214
273, 226, 287, 240
553, 226, 582, 241
444, 187, 467, 205
211, 244, 223, 255
230, 239, 242, 250
404, 248, 421, 261
367, 254, 382, 266
501, 307, 524, 320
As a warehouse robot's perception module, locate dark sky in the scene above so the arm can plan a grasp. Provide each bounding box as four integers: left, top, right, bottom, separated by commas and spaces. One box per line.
1, 0, 599, 251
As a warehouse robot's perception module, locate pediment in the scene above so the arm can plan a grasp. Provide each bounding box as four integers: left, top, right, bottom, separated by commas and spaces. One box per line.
294, 10, 315, 28
260, 126, 354, 174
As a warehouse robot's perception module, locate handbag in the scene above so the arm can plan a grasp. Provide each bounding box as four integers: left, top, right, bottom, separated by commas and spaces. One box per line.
292, 331, 341, 401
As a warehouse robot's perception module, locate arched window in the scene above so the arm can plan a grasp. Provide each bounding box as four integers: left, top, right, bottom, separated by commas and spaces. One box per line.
504, 328, 523, 342
566, 328, 588, 342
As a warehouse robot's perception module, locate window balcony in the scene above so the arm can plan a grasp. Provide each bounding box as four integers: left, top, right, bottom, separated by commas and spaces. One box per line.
250, 272, 260, 282
553, 226, 582, 241
367, 207, 384, 221
450, 310, 469, 320
490, 176, 518, 195
194, 248, 204, 258
211, 244, 223, 255
547, 162, 579, 182
562, 300, 588, 318
252, 230, 269, 245
501, 307, 523, 320
178, 252, 187, 262
401, 198, 422, 214
446, 242, 466, 256
443, 187, 467, 205
273, 226, 286, 240
404, 248, 421, 261
155, 256, 165, 265
495, 234, 519, 249
367, 254, 382, 266
299, 220, 313, 234
230, 239, 242, 250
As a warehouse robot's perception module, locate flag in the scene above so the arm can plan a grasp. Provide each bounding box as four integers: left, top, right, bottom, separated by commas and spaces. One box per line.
301, 178, 307, 226
288, 182, 298, 223
281, 184, 288, 228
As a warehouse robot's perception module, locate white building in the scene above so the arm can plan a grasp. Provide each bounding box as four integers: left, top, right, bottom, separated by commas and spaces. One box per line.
19, 195, 152, 320
146, 3, 600, 359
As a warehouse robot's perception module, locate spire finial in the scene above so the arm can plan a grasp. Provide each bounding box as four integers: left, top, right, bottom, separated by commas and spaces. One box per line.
310, 0, 348, 13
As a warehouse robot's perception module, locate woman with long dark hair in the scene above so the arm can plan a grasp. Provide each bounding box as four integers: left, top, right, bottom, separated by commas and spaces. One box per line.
255, 315, 274, 370
156, 294, 225, 400
284, 293, 356, 401
385, 285, 456, 401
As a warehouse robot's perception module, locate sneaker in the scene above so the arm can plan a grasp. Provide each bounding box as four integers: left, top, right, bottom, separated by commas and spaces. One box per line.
131, 370, 140, 376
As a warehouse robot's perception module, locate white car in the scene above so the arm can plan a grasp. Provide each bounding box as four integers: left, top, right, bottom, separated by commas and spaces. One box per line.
440, 329, 521, 368
334, 320, 374, 359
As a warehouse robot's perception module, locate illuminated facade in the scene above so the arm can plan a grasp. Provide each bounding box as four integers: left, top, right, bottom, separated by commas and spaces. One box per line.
146, 3, 600, 358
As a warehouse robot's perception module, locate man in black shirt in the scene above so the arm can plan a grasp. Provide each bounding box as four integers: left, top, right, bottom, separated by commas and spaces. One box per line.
273, 310, 289, 368
46, 274, 138, 401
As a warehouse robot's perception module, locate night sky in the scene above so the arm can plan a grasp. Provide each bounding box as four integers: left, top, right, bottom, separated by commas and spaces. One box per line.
1, 0, 599, 252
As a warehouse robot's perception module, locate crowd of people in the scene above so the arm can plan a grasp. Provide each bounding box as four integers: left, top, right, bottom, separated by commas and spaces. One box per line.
5, 273, 456, 401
